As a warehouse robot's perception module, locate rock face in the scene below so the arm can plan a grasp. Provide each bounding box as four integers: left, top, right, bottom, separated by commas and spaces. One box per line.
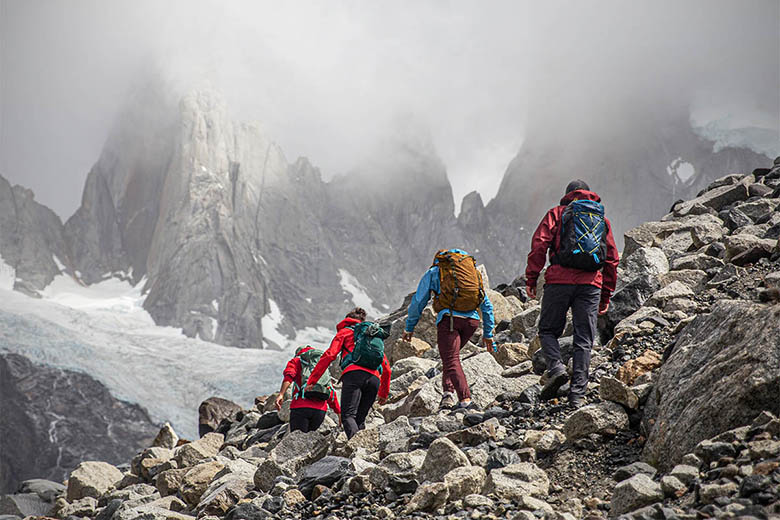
0, 353, 157, 494
0, 176, 70, 293
1, 82, 769, 349
643, 301, 780, 470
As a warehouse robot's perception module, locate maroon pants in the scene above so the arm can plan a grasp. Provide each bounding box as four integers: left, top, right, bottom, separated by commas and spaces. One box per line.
437, 316, 479, 401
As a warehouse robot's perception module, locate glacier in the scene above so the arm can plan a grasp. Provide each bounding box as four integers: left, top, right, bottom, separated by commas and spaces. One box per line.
0, 269, 339, 440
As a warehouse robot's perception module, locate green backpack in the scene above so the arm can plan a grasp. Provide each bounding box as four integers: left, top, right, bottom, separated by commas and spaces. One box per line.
294, 346, 332, 401
340, 321, 389, 372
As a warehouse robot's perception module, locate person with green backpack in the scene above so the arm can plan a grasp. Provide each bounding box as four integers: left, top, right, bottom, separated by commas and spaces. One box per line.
275, 345, 341, 433
306, 307, 392, 439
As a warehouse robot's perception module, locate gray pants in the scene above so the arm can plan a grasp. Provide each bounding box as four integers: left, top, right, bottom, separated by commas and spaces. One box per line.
538, 283, 600, 399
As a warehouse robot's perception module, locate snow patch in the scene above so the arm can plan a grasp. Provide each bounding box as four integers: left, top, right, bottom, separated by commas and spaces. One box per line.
338, 269, 383, 318
261, 299, 287, 348
0, 255, 15, 291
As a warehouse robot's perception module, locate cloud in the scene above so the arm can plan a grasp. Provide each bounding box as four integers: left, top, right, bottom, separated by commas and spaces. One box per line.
1, 0, 777, 217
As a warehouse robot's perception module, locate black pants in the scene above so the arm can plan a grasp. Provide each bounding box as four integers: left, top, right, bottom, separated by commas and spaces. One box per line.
538, 283, 600, 399
340, 370, 380, 439
289, 407, 326, 433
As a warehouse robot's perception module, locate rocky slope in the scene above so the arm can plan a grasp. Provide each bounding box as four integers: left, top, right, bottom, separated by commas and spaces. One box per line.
0, 86, 769, 349
6, 156, 779, 519
0, 353, 157, 495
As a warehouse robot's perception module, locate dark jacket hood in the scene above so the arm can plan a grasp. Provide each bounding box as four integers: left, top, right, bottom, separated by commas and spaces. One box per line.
560, 189, 601, 206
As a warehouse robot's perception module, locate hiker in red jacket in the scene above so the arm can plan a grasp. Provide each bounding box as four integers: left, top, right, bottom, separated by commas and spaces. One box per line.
306, 307, 392, 439
275, 346, 341, 433
525, 180, 619, 408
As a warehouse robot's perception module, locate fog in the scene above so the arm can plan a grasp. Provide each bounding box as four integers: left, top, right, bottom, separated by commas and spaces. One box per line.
1, 0, 778, 218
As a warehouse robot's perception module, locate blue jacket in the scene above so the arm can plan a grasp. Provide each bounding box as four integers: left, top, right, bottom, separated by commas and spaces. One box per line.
405, 249, 495, 338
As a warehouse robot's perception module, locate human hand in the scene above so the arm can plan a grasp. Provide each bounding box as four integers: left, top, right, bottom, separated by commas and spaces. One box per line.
598, 298, 610, 316
401, 331, 413, 342
483, 337, 496, 352
526, 284, 537, 299
274, 393, 284, 411
377, 396, 387, 406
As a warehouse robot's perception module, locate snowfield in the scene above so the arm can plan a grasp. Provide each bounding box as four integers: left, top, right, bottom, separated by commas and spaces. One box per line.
0, 269, 338, 439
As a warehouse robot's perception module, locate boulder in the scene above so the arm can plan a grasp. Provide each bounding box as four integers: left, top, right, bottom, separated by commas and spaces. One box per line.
377, 416, 415, 456
491, 342, 529, 368
404, 481, 449, 513
737, 198, 780, 221
660, 475, 686, 497
610, 474, 663, 516
66, 461, 123, 501
612, 461, 657, 482
669, 253, 725, 272
156, 468, 189, 497
669, 464, 699, 486
616, 350, 662, 386
483, 462, 550, 499
390, 357, 436, 378
487, 289, 516, 323
601, 275, 660, 337
443, 466, 486, 500
419, 437, 470, 482
724, 233, 777, 261
390, 337, 432, 364
179, 461, 225, 506
673, 181, 749, 215
0, 493, 52, 517
198, 397, 241, 437
646, 281, 694, 308
175, 432, 224, 467
523, 429, 565, 454
620, 247, 669, 281
511, 306, 541, 337
388, 368, 427, 402
563, 402, 629, 441
643, 301, 780, 471
18, 479, 65, 502
152, 422, 180, 449
599, 376, 639, 409
297, 456, 353, 498
252, 430, 330, 490
196, 473, 254, 516
658, 270, 709, 292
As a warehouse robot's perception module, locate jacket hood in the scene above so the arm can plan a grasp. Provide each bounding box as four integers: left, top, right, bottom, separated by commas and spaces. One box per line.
560, 189, 601, 206
337, 317, 362, 331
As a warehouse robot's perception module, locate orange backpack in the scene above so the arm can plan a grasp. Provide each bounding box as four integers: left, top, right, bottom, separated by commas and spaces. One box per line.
432, 250, 485, 313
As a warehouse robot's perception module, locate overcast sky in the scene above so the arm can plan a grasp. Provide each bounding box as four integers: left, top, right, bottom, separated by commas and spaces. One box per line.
1, 0, 778, 218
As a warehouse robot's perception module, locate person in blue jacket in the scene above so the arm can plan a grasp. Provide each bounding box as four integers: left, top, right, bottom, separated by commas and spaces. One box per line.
402, 249, 496, 410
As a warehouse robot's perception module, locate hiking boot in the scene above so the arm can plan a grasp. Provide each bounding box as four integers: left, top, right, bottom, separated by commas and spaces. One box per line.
540, 371, 569, 401
451, 400, 479, 411
438, 392, 457, 410
568, 396, 585, 409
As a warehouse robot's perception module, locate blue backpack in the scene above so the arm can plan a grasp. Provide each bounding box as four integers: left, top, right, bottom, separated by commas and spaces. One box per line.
553, 199, 607, 272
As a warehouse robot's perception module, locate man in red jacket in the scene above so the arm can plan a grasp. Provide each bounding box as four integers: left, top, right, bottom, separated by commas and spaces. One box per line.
525, 180, 619, 407
275, 346, 341, 433
306, 308, 391, 439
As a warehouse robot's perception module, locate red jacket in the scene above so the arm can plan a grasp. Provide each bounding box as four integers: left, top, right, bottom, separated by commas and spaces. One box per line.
525, 189, 619, 299
283, 346, 341, 413
307, 317, 392, 400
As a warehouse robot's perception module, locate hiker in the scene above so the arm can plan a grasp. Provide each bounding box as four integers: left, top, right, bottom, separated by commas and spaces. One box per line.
306, 307, 391, 439
275, 345, 341, 433
403, 249, 496, 411
525, 180, 619, 407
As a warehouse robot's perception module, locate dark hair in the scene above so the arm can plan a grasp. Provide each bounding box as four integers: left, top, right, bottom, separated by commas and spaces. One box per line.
565, 179, 590, 195
346, 307, 367, 321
